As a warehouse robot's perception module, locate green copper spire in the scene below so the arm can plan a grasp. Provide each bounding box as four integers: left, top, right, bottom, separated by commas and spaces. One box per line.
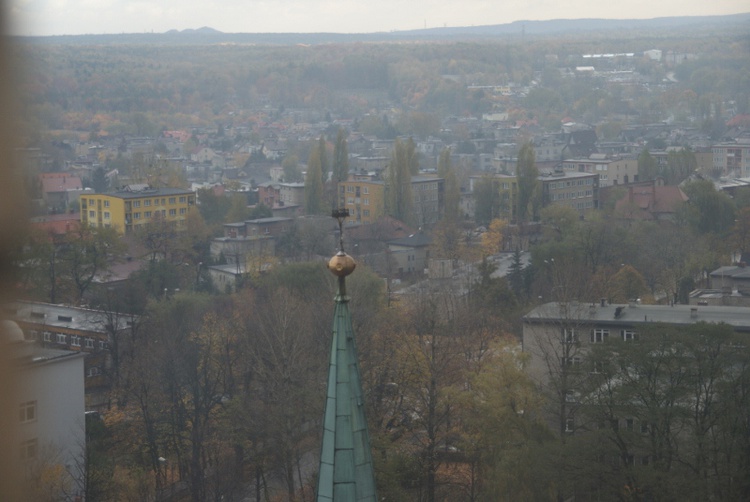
316, 209, 377, 502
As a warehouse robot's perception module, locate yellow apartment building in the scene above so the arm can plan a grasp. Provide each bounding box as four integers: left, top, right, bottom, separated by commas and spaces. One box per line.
338, 179, 386, 225
80, 184, 196, 234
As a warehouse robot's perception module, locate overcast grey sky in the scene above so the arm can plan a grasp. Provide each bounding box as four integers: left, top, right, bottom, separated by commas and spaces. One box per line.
7, 0, 749, 36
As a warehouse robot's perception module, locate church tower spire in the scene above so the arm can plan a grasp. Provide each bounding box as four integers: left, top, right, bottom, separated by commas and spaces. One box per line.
316, 209, 377, 502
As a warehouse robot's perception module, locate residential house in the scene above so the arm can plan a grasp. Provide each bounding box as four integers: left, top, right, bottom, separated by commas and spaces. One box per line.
709, 265, 750, 295
469, 174, 518, 222
350, 155, 389, 173
523, 301, 750, 430
712, 141, 750, 177
80, 185, 196, 234
257, 183, 282, 208
30, 213, 81, 238
533, 137, 567, 162
7, 324, 85, 499
339, 179, 386, 225
38, 173, 84, 213
538, 170, 599, 214
561, 154, 638, 187
387, 232, 431, 277
210, 236, 275, 264
262, 141, 287, 161
279, 182, 306, 208
411, 176, 444, 228
243, 217, 293, 238
688, 288, 750, 307
211, 217, 290, 262
5, 301, 136, 410
191, 146, 216, 164
606, 178, 687, 221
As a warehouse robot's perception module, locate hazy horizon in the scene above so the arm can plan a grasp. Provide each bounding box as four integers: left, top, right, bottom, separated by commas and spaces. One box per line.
8, 0, 749, 37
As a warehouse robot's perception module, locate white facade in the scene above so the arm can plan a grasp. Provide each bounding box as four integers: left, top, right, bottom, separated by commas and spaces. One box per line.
16, 342, 86, 497
712, 142, 750, 177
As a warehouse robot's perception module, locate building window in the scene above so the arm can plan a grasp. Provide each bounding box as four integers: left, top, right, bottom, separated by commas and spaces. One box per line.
56, 333, 67, 344
20, 439, 38, 460
89, 210, 95, 218
621, 329, 637, 341
154, 199, 159, 206
179, 208, 186, 215
591, 329, 609, 343
103, 212, 110, 219
99, 340, 108, 350
133, 201, 140, 208
144, 199, 151, 206
562, 356, 582, 368
104, 200, 109, 207
169, 209, 177, 216
363, 209, 370, 217
364, 198, 369, 206
625, 418, 634, 431
43, 331, 51, 342
564, 328, 577, 343
71, 335, 80, 347
145, 211, 152, 218
565, 418, 575, 433
640, 421, 649, 434
87, 367, 101, 378
133, 212, 141, 219
19, 401, 36, 423
169, 197, 176, 204
179, 196, 186, 203
363, 187, 369, 194
85, 338, 94, 349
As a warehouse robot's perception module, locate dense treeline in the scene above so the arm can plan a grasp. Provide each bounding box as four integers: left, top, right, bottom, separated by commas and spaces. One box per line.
14, 31, 750, 142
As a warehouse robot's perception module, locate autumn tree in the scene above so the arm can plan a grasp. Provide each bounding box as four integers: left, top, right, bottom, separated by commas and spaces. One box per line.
438, 148, 460, 223
384, 138, 415, 225
481, 218, 507, 257
638, 148, 658, 181
578, 322, 750, 500
448, 338, 552, 500
332, 127, 349, 184
15, 223, 123, 305
473, 177, 501, 227
225, 193, 252, 223
516, 142, 538, 224
681, 179, 735, 236
282, 154, 303, 182
304, 138, 326, 215
731, 206, 750, 258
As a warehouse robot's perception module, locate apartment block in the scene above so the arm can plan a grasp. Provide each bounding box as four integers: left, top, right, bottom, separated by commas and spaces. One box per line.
80, 184, 196, 234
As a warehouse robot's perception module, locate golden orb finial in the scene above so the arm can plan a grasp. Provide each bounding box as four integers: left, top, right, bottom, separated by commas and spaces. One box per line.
328, 251, 356, 277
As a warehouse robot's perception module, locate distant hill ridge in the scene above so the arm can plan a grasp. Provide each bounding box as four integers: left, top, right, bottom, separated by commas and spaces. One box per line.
20, 13, 750, 45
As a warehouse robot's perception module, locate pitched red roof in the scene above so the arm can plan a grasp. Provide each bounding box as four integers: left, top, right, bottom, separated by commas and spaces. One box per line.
615, 182, 688, 220
30, 213, 81, 236
39, 173, 83, 194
